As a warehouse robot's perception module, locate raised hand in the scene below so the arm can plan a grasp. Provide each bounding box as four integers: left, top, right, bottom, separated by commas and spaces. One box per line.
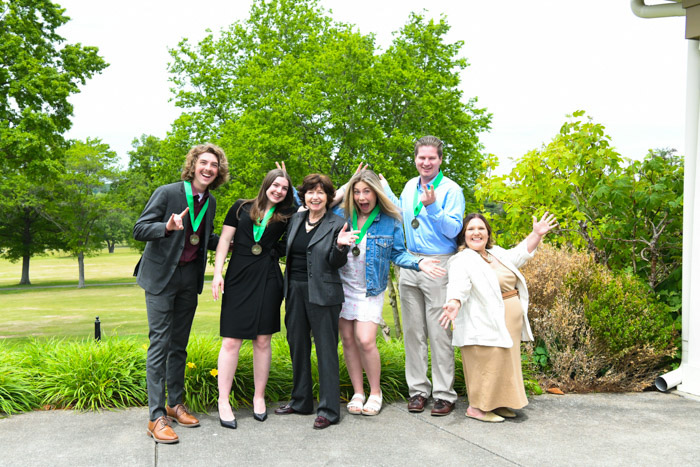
354, 162, 368, 174
212, 274, 224, 300
275, 161, 287, 173
420, 183, 436, 206
532, 211, 558, 237
337, 222, 360, 248
418, 258, 447, 279
439, 300, 461, 329
166, 207, 189, 232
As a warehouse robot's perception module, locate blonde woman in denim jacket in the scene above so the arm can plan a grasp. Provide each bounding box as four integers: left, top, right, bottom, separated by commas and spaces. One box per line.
333, 170, 445, 416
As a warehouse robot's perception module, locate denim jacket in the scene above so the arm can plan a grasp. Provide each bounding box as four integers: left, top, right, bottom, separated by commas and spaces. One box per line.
334, 207, 421, 297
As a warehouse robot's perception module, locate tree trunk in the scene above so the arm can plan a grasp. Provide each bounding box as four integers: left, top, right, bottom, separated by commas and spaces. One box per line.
20, 254, 31, 285
107, 239, 115, 253
78, 251, 85, 288
388, 265, 402, 339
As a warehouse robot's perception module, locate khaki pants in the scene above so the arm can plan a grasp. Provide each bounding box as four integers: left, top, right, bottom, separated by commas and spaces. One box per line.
400, 254, 457, 403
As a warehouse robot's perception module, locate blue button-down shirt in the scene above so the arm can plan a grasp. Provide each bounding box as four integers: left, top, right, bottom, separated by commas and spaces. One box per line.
385, 174, 465, 255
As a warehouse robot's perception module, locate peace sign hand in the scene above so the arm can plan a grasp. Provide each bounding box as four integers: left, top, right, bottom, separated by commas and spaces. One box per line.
166, 207, 189, 232
420, 183, 437, 206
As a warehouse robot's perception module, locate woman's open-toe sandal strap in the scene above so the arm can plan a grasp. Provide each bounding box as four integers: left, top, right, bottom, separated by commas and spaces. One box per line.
347, 393, 365, 414
362, 393, 383, 416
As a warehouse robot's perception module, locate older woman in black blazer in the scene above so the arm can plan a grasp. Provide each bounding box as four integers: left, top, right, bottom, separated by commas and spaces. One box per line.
274, 173, 359, 429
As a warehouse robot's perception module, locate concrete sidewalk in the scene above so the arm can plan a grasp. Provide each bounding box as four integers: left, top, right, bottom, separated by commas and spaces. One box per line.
1, 391, 698, 466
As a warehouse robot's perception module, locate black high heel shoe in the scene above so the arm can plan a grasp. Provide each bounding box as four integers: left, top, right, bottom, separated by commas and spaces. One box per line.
219, 417, 237, 429
253, 411, 268, 422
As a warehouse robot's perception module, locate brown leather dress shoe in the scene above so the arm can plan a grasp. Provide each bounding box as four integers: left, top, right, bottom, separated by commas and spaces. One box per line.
430, 399, 455, 416
274, 403, 297, 415
407, 395, 428, 413
147, 416, 179, 444
166, 404, 200, 427
313, 416, 332, 429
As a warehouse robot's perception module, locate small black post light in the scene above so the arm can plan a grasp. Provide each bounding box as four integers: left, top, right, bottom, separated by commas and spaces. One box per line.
94, 316, 101, 341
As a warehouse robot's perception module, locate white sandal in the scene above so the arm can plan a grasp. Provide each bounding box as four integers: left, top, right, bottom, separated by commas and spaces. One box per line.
362, 392, 383, 416
347, 393, 365, 414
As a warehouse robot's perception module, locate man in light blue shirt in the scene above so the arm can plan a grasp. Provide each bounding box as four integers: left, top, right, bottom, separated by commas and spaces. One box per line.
386, 136, 465, 416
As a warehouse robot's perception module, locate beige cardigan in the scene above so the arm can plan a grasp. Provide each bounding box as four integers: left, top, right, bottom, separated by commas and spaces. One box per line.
445, 241, 535, 348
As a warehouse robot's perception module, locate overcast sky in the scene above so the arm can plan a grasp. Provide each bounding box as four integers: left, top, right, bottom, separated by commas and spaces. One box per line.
58, 0, 688, 173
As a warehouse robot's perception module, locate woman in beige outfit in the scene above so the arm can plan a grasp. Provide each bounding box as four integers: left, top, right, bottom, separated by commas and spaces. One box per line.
439, 212, 556, 422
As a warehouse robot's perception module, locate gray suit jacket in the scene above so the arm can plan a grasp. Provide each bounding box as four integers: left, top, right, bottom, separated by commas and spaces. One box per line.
283, 210, 349, 306
133, 181, 219, 295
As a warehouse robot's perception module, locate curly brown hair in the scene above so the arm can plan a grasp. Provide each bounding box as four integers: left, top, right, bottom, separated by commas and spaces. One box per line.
180, 143, 230, 190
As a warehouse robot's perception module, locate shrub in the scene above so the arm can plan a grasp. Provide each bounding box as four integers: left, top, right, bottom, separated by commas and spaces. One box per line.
0, 344, 40, 416
521, 244, 677, 392
28, 338, 148, 410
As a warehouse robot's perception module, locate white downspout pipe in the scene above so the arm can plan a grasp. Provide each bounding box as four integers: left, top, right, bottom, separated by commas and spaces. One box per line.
630, 0, 689, 392
630, 0, 685, 19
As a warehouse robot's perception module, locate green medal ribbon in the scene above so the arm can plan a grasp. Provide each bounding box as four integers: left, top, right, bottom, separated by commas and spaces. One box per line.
252, 205, 276, 243
352, 205, 380, 245
412, 170, 444, 218
183, 181, 209, 233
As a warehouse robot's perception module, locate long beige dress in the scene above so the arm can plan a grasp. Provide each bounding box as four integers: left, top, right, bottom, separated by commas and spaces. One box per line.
460, 258, 528, 411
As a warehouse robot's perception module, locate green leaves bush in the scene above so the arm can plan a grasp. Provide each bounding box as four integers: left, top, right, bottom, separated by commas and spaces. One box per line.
578, 270, 674, 355
522, 245, 677, 392
1, 334, 540, 416
0, 344, 40, 415
27, 338, 148, 411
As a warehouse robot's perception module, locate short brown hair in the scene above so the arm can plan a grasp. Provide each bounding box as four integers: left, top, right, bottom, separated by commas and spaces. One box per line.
457, 213, 494, 251
297, 173, 335, 209
181, 143, 230, 190
414, 135, 443, 158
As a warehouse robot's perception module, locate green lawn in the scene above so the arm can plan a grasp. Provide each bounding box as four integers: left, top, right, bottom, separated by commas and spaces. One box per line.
0, 247, 399, 343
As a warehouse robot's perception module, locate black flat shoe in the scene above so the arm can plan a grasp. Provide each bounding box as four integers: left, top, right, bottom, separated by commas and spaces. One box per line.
219, 417, 237, 429
253, 411, 268, 422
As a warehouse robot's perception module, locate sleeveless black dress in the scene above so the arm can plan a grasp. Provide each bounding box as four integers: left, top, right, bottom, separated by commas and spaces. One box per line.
219, 200, 293, 339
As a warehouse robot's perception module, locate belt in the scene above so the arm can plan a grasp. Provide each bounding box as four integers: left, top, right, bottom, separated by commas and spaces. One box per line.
502, 289, 519, 300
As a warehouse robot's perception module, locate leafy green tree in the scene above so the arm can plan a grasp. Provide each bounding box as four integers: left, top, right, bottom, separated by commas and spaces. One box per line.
477, 111, 683, 290
0, 0, 108, 284
39, 138, 121, 288
166, 0, 490, 218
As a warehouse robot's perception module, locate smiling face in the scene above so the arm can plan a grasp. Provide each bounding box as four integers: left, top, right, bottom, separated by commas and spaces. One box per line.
265, 176, 290, 206
414, 145, 442, 182
353, 181, 377, 215
464, 217, 490, 253
192, 152, 220, 192
304, 184, 328, 215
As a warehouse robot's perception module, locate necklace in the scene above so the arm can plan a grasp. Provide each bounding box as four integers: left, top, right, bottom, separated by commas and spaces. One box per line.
480, 251, 493, 263
306, 214, 323, 227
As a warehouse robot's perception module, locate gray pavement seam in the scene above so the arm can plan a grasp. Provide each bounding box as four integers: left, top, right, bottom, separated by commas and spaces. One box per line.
386, 404, 521, 466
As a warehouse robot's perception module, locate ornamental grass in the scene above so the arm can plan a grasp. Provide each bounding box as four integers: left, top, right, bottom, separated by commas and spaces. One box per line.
25, 337, 148, 411
1, 334, 542, 416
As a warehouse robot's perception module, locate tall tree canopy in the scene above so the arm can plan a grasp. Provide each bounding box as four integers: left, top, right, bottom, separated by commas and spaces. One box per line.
166, 0, 490, 213
0, 0, 107, 284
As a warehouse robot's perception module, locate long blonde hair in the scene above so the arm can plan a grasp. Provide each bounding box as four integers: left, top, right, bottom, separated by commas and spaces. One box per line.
342, 170, 401, 221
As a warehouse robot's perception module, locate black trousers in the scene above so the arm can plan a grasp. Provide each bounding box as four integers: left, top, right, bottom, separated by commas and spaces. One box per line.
285, 279, 341, 423
145, 261, 198, 421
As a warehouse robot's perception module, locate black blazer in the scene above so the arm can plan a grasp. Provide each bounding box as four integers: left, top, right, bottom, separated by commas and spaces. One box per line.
283, 210, 349, 306
133, 181, 219, 295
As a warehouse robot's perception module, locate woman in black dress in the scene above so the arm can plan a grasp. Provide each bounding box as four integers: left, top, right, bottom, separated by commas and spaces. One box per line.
211, 168, 295, 428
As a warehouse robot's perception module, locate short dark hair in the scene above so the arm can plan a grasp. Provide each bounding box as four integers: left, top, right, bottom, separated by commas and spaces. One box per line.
297, 173, 335, 209
457, 213, 494, 251
414, 135, 443, 158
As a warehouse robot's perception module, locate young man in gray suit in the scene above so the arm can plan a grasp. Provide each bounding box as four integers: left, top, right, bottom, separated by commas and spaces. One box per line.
133, 143, 229, 444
